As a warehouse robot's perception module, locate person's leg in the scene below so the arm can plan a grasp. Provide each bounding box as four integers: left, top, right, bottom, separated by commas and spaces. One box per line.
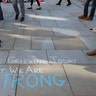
36, 0, 41, 10
78, 0, 91, 19
56, 0, 62, 5
12, 0, 19, 20
84, 0, 91, 17
27, 0, 33, 9
0, 3, 4, 20
66, 0, 71, 6
19, 0, 25, 21
88, 0, 96, 20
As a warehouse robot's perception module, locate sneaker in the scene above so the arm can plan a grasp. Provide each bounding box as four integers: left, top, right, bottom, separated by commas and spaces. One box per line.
0, 18, 4, 21
90, 27, 96, 32
15, 13, 19, 20
20, 17, 24, 22
78, 15, 87, 19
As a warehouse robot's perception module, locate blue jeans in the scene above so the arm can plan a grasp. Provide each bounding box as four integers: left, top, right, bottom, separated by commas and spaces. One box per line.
84, 0, 96, 20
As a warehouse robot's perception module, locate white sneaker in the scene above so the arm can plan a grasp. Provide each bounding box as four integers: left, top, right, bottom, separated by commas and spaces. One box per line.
90, 27, 96, 32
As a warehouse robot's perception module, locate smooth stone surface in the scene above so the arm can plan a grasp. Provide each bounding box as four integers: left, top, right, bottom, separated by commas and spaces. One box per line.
32, 37, 54, 49
52, 37, 87, 50
64, 64, 96, 96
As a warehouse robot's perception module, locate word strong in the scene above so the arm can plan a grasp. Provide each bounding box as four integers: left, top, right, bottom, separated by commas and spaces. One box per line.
2, 73, 65, 88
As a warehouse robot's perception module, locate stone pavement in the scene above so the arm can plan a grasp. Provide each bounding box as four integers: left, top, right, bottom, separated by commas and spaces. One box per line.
0, 0, 96, 96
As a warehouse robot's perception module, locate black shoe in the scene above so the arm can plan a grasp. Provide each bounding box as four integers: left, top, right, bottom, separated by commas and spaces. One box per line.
56, 3, 61, 5
0, 18, 4, 21
36, 7, 41, 10
66, 3, 71, 6
20, 17, 24, 22
15, 13, 19, 20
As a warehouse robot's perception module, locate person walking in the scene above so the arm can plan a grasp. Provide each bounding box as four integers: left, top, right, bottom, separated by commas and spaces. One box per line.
78, 0, 96, 21
0, 0, 4, 21
12, 0, 25, 21
27, 0, 41, 10
56, 0, 71, 6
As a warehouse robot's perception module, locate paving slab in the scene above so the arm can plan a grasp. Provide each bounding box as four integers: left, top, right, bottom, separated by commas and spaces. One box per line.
32, 37, 54, 50
7, 50, 48, 64
0, 37, 15, 49
80, 37, 96, 49
24, 26, 54, 36
52, 37, 87, 50
38, 10, 58, 27
0, 65, 19, 96
16, 64, 73, 96
20, 20, 40, 27
52, 27, 80, 37
14, 36, 31, 49
47, 50, 90, 64
64, 64, 96, 96
0, 27, 24, 36
0, 51, 8, 64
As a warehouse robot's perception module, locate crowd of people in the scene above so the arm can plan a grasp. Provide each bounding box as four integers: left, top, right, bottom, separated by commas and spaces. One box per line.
0, 0, 96, 56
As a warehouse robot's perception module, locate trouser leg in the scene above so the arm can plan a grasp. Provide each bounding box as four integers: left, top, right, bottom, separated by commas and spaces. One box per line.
0, 4, 3, 19
12, 0, 19, 15
89, 0, 96, 19
19, 0, 25, 17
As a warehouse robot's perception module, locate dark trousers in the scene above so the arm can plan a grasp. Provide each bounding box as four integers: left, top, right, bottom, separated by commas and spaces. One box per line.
58, 0, 71, 4
0, 3, 3, 19
30, 0, 40, 6
84, 0, 96, 19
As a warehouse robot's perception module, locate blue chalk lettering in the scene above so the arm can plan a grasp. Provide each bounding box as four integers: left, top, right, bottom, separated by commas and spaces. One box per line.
26, 74, 38, 88
40, 74, 52, 88
53, 74, 65, 87
2, 74, 10, 88
12, 74, 24, 88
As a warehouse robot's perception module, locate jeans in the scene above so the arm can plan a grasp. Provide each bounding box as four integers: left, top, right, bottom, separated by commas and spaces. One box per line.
12, 0, 25, 17
84, 0, 96, 19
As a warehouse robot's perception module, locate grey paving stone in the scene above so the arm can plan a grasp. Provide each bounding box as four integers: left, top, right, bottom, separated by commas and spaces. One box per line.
52, 37, 87, 50
76, 26, 96, 37
1, 37, 15, 49
0, 65, 19, 96
32, 37, 54, 50
20, 20, 40, 27
7, 50, 48, 64
80, 37, 96, 49
64, 65, 96, 96
24, 26, 54, 36
4, 22, 21, 28
0, 51, 8, 64
52, 27, 80, 37
83, 50, 96, 64
16, 64, 73, 96
47, 50, 90, 64
0, 27, 24, 36
14, 36, 31, 49
38, 10, 57, 27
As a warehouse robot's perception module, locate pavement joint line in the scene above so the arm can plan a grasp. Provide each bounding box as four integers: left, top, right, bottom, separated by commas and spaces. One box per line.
62, 64, 75, 96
